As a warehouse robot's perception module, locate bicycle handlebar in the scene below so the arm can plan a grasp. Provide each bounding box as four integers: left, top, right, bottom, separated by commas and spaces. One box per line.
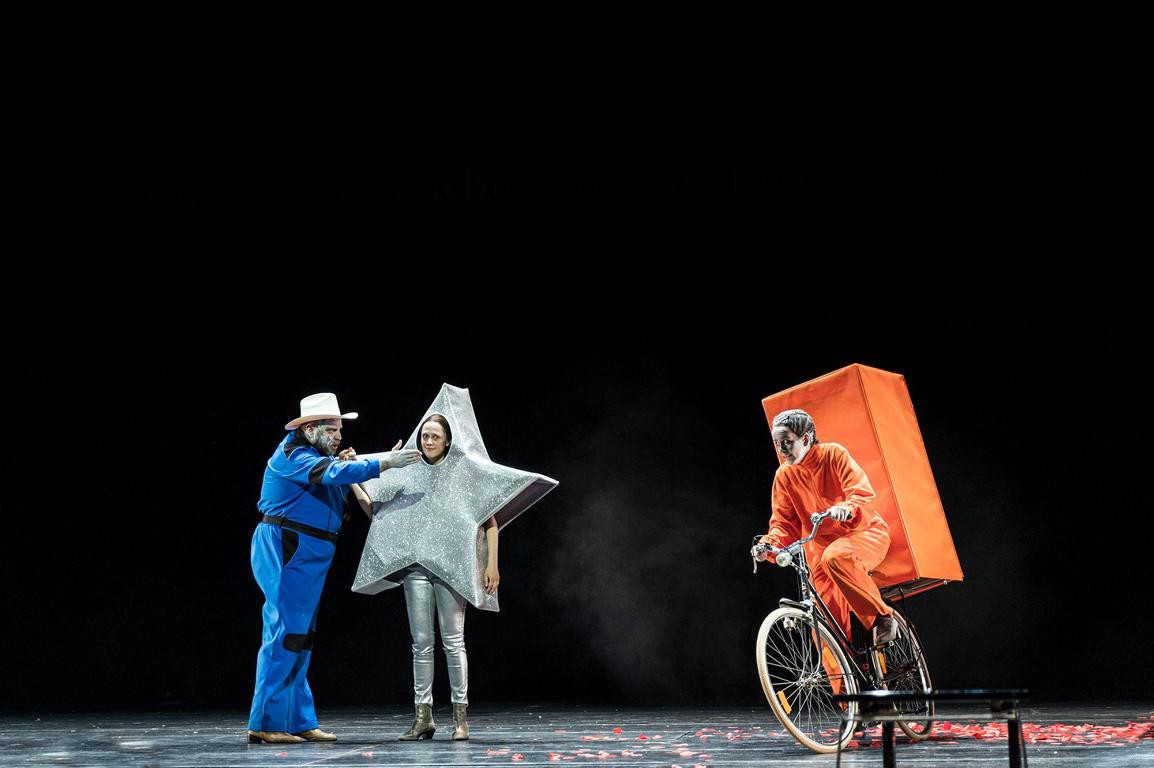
750, 510, 832, 573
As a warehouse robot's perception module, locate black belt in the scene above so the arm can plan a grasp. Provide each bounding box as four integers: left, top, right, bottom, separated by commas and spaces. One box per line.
262, 514, 344, 543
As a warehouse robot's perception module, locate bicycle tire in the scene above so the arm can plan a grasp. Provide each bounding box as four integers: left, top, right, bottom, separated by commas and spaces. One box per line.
756, 606, 860, 752
870, 608, 934, 740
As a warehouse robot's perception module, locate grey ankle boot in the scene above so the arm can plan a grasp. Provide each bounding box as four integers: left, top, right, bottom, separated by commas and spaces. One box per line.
399, 704, 436, 740
451, 703, 469, 740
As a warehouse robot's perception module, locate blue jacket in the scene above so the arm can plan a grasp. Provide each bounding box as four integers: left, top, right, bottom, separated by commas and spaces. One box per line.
257, 432, 381, 533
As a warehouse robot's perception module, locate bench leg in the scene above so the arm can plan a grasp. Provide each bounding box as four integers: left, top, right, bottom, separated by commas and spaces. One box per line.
1008, 718, 1023, 768
882, 720, 895, 768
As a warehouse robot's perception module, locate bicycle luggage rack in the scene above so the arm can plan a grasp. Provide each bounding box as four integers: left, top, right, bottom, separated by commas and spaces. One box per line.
879, 578, 953, 601
832, 688, 1029, 768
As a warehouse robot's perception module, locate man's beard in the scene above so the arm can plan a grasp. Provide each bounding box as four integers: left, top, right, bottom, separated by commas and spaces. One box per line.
309, 429, 337, 456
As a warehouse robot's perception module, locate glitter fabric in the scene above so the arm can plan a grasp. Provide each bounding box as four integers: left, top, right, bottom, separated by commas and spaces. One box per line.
352, 384, 558, 610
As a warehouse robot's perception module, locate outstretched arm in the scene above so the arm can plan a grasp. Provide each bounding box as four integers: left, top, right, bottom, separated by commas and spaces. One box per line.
763, 478, 802, 548
377, 439, 422, 472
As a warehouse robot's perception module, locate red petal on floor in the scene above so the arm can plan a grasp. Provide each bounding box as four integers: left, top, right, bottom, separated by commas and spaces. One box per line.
921, 720, 1154, 746
612, 727, 622, 734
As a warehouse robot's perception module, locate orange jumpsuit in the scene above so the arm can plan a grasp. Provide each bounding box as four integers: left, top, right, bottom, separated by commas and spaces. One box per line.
767, 442, 893, 636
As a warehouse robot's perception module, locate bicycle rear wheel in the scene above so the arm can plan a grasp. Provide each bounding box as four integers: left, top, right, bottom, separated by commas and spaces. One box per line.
756, 606, 860, 753
870, 609, 934, 740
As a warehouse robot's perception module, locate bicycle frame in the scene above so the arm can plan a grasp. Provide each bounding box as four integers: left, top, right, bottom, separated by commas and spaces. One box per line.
753, 512, 885, 689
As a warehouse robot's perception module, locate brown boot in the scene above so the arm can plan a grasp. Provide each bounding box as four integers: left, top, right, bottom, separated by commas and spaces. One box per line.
247, 731, 305, 744
398, 704, 436, 740
451, 703, 469, 741
872, 615, 897, 646
295, 727, 337, 742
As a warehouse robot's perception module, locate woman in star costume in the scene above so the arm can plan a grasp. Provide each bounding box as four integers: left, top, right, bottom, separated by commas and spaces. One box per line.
352, 413, 498, 741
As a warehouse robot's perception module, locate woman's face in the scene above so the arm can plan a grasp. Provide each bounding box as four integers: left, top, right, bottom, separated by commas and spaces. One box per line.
420, 420, 448, 463
772, 426, 810, 465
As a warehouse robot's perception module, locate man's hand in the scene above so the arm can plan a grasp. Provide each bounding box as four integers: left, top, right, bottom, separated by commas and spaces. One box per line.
380, 439, 422, 470
827, 505, 853, 522
338, 447, 358, 462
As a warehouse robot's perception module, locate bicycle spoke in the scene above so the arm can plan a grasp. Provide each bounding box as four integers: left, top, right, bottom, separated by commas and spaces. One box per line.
758, 608, 857, 752
870, 610, 934, 740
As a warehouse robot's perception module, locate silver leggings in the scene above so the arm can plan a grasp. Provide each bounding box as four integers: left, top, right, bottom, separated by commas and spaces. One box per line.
402, 566, 468, 705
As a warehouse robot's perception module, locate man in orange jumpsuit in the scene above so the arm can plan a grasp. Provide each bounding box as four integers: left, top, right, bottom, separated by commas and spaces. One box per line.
759, 409, 896, 645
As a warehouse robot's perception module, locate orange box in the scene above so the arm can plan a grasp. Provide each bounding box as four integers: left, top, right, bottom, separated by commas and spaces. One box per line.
761, 364, 963, 597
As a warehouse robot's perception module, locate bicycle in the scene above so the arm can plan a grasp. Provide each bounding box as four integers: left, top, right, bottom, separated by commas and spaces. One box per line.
750, 511, 934, 753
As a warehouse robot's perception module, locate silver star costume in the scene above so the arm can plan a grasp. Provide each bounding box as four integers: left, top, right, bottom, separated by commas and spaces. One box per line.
352, 384, 557, 705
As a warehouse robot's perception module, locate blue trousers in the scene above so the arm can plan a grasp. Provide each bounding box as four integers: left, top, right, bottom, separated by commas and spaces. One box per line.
247, 523, 335, 733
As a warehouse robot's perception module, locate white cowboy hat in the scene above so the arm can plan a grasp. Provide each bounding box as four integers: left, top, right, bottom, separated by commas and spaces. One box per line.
284, 392, 359, 430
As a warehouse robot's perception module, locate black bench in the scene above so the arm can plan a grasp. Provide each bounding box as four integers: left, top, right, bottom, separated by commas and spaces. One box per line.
832, 688, 1028, 768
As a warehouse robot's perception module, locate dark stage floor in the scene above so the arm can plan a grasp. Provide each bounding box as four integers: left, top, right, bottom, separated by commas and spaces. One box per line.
2, 704, 1151, 767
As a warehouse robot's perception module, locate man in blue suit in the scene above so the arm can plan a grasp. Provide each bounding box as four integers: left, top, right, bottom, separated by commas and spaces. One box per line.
247, 393, 420, 744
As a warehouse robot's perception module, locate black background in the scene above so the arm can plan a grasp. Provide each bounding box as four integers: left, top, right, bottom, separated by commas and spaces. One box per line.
7, 61, 1148, 712
7, 311, 1149, 712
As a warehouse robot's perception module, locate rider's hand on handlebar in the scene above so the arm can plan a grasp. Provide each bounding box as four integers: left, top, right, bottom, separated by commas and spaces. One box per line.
827, 505, 853, 523
754, 534, 778, 561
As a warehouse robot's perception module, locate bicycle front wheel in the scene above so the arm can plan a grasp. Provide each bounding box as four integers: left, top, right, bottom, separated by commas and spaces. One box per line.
756, 606, 860, 753
870, 608, 934, 740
